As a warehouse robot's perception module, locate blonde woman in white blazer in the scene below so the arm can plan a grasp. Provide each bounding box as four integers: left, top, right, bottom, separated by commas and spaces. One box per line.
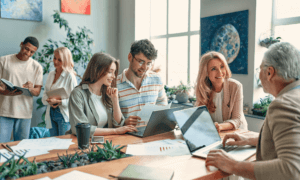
42, 47, 77, 136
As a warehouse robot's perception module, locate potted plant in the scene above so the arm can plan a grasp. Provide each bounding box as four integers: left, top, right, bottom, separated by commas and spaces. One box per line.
259, 36, 281, 48
175, 81, 192, 103
252, 95, 273, 117
164, 85, 177, 100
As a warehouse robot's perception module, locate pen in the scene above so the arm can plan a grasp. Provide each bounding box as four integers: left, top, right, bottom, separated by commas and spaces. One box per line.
1, 144, 11, 152
1, 144, 13, 153
6, 144, 14, 153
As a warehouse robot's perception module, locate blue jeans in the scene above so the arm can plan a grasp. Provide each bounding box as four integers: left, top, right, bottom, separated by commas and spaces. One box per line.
0, 116, 31, 143
49, 107, 70, 136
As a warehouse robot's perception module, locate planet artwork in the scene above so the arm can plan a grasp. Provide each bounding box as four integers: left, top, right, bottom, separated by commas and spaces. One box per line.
210, 24, 240, 64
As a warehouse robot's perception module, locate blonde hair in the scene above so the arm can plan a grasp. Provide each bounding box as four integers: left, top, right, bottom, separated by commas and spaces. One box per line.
54, 47, 76, 76
194, 51, 232, 113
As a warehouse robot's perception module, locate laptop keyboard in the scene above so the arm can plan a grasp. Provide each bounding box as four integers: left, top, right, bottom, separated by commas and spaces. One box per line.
203, 144, 238, 154
128, 126, 146, 136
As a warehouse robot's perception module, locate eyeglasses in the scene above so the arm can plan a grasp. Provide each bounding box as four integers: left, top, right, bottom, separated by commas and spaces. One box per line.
133, 57, 153, 68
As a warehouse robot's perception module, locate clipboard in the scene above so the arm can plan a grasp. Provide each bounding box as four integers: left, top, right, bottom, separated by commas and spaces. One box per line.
46, 87, 69, 99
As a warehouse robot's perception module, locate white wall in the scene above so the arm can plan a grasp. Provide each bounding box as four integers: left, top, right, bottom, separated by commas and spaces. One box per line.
118, 0, 135, 72
0, 0, 120, 127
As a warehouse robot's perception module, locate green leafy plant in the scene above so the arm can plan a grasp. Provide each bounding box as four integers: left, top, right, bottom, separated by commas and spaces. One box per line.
33, 10, 94, 127
176, 81, 192, 94
86, 140, 126, 162
0, 141, 128, 179
164, 85, 177, 95
259, 36, 281, 48
0, 153, 41, 179
57, 151, 80, 168
252, 95, 273, 117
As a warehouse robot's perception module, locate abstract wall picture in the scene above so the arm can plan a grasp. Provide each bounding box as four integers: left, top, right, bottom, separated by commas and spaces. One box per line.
61, 0, 91, 15
0, 0, 43, 21
201, 10, 249, 74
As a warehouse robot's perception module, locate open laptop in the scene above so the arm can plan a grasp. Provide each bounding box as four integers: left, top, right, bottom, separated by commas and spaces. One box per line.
173, 106, 256, 161
127, 107, 182, 138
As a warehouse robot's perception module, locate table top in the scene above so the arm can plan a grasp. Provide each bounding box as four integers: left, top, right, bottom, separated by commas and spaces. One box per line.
1, 129, 254, 180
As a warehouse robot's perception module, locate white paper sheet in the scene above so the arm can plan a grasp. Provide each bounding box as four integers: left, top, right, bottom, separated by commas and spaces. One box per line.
36, 177, 52, 180
137, 102, 172, 121
53, 170, 108, 180
126, 139, 190, 156
16, 138, 74, 150
0, 147, 49, 162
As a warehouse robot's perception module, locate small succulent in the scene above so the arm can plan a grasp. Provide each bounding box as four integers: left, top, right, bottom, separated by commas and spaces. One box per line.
57, 151, 80, 168
86, 140, 126, 162
0, 152, 39, 179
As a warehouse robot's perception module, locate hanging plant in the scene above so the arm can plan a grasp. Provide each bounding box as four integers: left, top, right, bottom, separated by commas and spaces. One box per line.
259, 36, 281, 48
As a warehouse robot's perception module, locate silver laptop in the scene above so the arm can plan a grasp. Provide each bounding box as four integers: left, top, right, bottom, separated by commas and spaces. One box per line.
173, 106, 256, 161
127, 107, 182, 138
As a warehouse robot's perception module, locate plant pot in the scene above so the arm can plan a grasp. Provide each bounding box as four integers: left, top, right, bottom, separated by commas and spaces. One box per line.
176, 93, 189, 103
252, 109, 265, 116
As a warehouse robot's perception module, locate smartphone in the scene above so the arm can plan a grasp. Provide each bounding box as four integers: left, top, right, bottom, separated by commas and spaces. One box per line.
91, 136, 104, 144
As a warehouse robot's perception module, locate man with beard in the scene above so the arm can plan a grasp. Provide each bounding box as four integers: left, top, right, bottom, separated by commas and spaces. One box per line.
0, 36, 43, 143
117, 39, 168, 126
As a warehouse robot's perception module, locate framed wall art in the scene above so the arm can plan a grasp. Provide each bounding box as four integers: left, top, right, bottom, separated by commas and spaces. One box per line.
61, 0, 91, 15
0, 0, 43, 21
201, 10, 249, 74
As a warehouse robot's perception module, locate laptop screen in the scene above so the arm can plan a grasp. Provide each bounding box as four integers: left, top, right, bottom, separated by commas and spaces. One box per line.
173, 106, 221, 152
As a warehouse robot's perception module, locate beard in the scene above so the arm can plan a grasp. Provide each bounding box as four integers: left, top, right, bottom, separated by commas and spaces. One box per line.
130, 67, 145, 78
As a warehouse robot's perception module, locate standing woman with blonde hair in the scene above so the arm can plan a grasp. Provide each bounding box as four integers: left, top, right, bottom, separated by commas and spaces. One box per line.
195, 51, 247, 132
42, 47, 77, 136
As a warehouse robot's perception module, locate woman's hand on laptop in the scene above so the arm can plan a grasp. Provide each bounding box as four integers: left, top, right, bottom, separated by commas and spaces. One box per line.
222, 133, 255, 147
124, 116, 144, 126
205, 149, 236, 174
114, 125, 138, 135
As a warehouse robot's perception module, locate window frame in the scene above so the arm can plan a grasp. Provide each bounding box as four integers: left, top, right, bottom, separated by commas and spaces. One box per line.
271, 0, 300, 35
149, 0, 200, 86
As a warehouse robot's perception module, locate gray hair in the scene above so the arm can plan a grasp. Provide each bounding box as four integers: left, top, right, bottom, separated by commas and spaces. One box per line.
262, 42, 300, 81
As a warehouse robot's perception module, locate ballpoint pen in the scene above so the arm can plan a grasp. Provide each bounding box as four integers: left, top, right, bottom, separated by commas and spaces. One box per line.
1, 144, 12, 152
6, 144, 14, 153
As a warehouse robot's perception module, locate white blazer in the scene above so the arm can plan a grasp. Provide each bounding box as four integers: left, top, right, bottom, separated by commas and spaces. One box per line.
42, 70, 77, 129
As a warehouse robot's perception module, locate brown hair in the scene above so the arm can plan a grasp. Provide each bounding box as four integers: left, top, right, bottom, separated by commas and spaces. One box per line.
80, 52, 119, 108
194, 51, 232, 113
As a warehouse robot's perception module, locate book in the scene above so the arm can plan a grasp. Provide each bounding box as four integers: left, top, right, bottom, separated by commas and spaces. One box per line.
117, 164, 174, 180
46, 87, 69, 99
1, 79, 32, 97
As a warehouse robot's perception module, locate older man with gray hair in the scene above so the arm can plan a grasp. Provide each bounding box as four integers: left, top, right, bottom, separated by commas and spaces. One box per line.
205, 42, 300, 180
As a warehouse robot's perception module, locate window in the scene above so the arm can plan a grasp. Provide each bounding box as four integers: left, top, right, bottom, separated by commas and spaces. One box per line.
135, 0, 200, 87
272, 0, 300, 48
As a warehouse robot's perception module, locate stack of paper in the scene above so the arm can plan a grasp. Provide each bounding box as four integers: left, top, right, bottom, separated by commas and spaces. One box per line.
126, 139, 190, 156
0, 137, 74, 162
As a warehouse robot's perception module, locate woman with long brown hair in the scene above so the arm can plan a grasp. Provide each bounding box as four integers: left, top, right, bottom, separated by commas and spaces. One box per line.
194, 51, 247, 132
68, 52, 137, 137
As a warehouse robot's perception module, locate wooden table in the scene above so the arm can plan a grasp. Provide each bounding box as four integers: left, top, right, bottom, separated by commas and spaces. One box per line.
1, 129, 254, 180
